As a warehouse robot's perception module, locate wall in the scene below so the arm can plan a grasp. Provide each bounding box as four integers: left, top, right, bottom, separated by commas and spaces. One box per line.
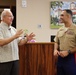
16, 0, 76, 42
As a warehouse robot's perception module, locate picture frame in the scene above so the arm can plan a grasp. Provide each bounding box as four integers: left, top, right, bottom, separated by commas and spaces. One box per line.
50, 1, 76, 29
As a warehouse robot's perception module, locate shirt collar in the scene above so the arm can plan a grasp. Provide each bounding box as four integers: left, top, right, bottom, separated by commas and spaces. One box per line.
1, 21, 11, 30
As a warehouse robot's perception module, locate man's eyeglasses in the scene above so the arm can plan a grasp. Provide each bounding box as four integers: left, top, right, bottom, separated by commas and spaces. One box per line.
5, 15, 14, 18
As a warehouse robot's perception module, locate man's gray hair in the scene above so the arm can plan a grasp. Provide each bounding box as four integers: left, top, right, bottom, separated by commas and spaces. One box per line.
1, 10, 11, 20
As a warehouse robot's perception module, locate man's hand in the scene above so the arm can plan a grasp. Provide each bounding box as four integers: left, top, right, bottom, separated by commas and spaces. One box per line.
26, 32, 35, 41
58, 50, 69, 58
14, 29, 23, 39
54, 50, 60, 57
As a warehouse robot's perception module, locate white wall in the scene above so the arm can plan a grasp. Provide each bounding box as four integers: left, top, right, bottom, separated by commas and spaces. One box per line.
16, 0, 76, 42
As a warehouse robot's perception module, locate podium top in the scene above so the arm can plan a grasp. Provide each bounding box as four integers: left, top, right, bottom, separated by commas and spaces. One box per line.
25, 42, 55, 44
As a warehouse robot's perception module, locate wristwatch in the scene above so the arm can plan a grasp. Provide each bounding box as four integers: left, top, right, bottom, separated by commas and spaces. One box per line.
68, 50, 71, 54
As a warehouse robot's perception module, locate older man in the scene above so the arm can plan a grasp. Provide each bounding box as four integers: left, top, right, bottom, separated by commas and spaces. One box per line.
0, 10, 35, 75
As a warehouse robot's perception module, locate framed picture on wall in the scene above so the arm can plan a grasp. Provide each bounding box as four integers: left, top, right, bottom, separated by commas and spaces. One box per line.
50, 1, 76, 29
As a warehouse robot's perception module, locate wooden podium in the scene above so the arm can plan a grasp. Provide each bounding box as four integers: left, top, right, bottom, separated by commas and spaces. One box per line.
19, 42, 56, 75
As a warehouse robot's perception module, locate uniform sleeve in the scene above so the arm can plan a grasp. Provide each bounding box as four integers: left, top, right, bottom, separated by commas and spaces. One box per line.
73, 25, 76, 43
54, 34, 59, 43
54, 30, 59, 44
54, 27, 63, 43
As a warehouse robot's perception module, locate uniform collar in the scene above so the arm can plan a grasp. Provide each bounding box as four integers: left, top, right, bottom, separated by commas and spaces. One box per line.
61, 24, 75, 30
68, 24, 75, 29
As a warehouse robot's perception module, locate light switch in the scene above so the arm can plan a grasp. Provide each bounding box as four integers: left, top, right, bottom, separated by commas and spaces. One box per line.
37, 24, 42, 28
22, 0, 27, 7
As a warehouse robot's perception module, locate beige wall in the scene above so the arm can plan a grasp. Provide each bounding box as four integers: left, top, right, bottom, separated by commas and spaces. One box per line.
17, 0, 76, 42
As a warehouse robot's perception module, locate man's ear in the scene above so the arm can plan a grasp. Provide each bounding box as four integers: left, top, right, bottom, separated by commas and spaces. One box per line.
67, 14, 71, 18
